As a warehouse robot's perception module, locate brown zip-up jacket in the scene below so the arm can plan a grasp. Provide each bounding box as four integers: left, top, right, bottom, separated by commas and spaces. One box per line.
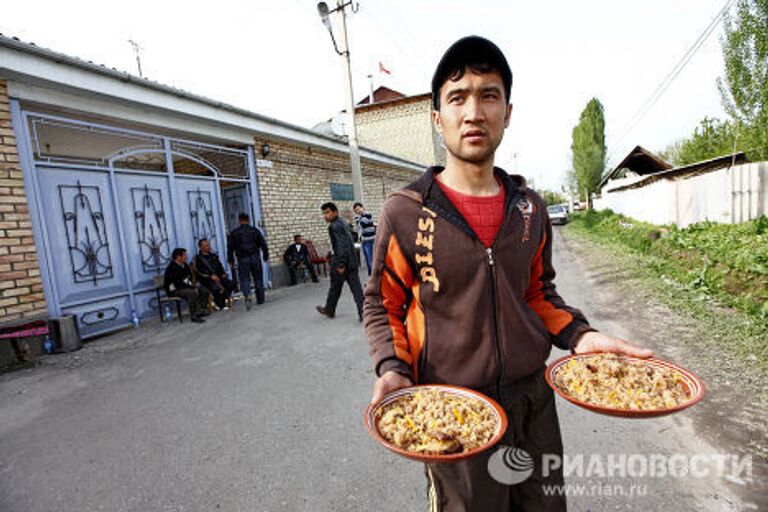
363, 166, 594, 391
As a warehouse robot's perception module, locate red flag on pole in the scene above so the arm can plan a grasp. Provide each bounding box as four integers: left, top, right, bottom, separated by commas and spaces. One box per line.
378, 61, 391, 75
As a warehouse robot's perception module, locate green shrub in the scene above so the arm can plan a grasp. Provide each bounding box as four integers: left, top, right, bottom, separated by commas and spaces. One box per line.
570, 212, 768, 320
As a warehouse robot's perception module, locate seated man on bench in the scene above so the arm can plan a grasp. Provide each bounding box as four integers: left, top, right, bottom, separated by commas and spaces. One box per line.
194, 238, 235, 310
282, 234, 318, 285
164, 247, 210, 323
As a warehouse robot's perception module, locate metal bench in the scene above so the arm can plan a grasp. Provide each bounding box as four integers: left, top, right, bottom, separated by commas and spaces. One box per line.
154, 275, 184, 323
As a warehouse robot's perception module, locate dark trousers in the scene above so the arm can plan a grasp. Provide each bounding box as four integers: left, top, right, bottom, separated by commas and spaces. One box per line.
287, 254, 318, 285
200, 276, 235, 308
324, 266, 364, 317
425, 369, 567, 511
237, 254, 264, 304
171, 286, 210, 318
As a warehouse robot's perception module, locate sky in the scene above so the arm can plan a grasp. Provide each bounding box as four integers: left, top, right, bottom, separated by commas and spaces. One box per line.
2, 0, 730, 192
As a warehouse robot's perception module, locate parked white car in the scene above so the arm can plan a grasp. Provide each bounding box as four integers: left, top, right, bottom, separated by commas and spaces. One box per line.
547, 204, 570, 225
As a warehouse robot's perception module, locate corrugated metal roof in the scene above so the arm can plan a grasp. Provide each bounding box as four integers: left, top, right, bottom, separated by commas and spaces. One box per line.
599, 145, 673, 190
604, 152, 747, 193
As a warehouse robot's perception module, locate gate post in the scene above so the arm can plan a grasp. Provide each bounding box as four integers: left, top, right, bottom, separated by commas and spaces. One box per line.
246, 145, 269, 287
164, 137, 182, 246
9, 100, 60, 317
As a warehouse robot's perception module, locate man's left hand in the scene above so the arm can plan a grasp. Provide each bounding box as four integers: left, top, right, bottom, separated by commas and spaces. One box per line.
573, 331, 653, 358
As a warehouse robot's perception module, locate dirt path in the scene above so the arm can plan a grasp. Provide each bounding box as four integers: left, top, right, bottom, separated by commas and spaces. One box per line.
553, 226, 767, 511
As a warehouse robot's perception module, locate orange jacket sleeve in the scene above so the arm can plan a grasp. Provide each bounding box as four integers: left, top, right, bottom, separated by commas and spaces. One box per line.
363, 210, 415, 379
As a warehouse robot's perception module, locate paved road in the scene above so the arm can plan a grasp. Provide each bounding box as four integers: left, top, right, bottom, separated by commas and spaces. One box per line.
0, 228, 762, 511
548, 228, 762, 512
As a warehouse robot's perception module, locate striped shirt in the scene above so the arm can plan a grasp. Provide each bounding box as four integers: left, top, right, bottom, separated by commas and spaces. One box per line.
355, 212, 377, 242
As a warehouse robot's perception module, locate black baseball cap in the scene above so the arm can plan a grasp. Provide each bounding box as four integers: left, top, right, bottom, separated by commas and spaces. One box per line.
431, 35, 513, 110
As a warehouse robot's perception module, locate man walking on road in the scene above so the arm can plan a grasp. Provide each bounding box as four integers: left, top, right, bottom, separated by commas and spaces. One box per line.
228, 213, 269, 311
363, 35, 652, 511
353, 202, 376, 276
316, 202, 364, 321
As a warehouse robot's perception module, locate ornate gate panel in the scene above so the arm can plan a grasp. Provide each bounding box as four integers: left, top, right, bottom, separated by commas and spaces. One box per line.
36, 168, 132, 336
175, 179, 226, 259
114, 175, 175, 286
222, 184, 250, 233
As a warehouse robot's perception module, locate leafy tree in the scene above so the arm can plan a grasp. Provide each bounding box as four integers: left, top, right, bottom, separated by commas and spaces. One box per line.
659, 117, 738, 166
717, 0, 768, 160
539, 189, 567, 206
571, 98, 606, 203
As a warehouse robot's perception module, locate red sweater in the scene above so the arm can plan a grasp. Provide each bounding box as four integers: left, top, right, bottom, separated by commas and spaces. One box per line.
437, 179, 506, 248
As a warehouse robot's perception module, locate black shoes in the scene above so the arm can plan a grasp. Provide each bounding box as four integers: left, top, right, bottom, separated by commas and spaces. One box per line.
245, 298, 252, 311
191, 315, 206, 323
316, 305, 334, 318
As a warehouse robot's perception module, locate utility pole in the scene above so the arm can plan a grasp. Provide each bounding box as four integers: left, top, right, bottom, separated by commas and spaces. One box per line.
317, 1, 364, 204
128, 39, 144, 78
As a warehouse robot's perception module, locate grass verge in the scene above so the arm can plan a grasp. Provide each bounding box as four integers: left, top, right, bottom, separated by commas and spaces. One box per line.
565, 210, 768, 376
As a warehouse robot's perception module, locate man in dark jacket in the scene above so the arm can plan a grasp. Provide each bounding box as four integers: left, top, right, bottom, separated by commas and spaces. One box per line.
364, 36, 652, 511
316, 202, 364, 321
194, 238, 235, 310
164, 247, 209, 323
227, 213, 269, 310
283, 234, 318, 285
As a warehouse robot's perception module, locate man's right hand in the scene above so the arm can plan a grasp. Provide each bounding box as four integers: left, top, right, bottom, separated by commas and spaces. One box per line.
370, 370, 412, 405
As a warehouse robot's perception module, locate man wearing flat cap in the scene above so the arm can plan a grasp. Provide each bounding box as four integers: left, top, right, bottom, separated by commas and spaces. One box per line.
363, 35, 652, 511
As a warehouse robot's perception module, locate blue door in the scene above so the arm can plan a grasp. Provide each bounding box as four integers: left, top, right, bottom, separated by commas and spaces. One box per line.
114, 174, 176, 319
174, 178, 227, 264
222, 184, 250, 234
37, 168, 132, 336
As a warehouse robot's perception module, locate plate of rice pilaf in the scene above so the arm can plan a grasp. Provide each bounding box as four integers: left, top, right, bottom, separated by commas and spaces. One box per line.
364, 385, 508, 463
546, 352, 705, 417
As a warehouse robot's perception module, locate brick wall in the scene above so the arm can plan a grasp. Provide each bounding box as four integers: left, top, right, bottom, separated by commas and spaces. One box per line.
0, 80, 47, 324
355, 95, 446, 167
254, 137, 421, 273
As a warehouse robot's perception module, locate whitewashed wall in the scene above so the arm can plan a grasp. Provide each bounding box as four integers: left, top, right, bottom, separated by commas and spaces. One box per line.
595, 161, 768, 227
593, 179, 674, 225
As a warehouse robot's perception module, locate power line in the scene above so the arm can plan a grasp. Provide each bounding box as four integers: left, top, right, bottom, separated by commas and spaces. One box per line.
361, 2, 431, 83
377, 1, 432, 69
607, 0, 735, 162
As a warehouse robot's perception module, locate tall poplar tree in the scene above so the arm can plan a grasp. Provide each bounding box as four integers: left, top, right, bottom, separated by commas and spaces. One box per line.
571, 98, 606, 202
